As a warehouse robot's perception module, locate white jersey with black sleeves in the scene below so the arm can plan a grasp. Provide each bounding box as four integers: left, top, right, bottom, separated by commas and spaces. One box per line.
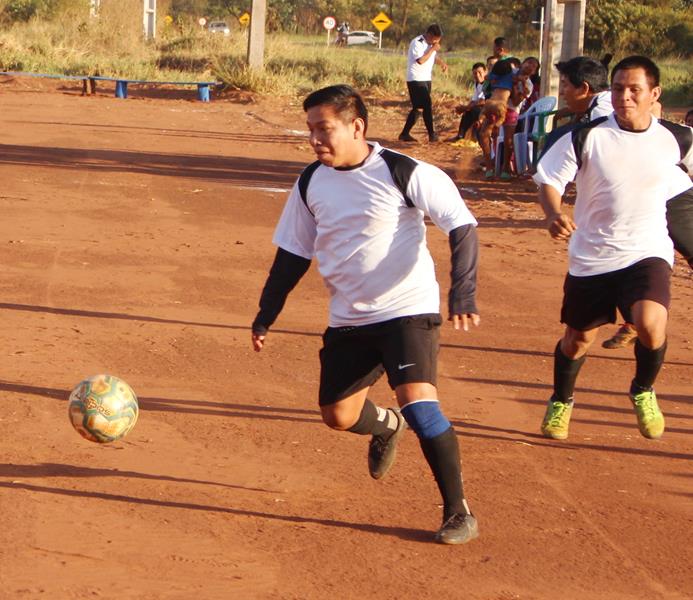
533, 113, 691, 277
273, 142, 477, 327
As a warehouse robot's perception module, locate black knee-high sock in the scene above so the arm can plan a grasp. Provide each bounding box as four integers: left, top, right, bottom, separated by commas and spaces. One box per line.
632, 339, 667, 391
346, 399, 398, 437
419, 427, 467, 520
554, 341, 586, 403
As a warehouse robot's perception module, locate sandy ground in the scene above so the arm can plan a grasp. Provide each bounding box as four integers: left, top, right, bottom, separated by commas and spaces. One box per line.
0, 77, 691, 600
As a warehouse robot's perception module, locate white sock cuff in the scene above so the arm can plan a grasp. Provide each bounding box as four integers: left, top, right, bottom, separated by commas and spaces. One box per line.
400, 398, 440, 410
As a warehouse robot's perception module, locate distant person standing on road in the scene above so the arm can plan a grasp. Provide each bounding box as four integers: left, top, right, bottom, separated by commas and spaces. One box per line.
399, 24, 448, 143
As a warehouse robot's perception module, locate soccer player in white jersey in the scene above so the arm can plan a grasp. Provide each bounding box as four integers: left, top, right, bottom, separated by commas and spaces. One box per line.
252, 84, 480, 545
546, 56, 693, 349
533, 56, 693, 441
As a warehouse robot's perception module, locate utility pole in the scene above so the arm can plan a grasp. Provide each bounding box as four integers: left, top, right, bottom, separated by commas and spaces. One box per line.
540, 0, 586, 99
247, 0, 266, 70
143, 0, 156, 39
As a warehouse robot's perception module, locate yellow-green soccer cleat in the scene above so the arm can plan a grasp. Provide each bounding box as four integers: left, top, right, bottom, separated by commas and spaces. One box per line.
541, 397, 574, 440
630, 388, 665, 439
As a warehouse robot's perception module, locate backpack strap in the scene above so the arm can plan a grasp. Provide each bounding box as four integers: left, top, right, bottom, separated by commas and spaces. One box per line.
658, 119, 693, 168
297, 149, 419, 211
378, 148, 418, 207
297, 160, 321, 215
571, 115, 609, 170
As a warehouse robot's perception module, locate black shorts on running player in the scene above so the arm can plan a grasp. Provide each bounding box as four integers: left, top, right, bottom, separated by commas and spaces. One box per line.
560, 257, 671, 331
318, 313, 441, 406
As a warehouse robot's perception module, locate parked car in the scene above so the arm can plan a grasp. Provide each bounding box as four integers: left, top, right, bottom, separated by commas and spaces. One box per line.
207, 21, 230, 36
346, 31, 377, 46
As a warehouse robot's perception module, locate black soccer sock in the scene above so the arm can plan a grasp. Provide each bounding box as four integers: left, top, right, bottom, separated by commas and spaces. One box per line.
419, 427, 468, 520
553, 341, 586, 403
632, 338, 667, 392
346, 399, 398, 438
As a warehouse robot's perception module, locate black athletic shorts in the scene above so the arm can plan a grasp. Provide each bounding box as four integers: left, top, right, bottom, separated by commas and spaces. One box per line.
561, 257, 671, 331
318, 313, 442, 406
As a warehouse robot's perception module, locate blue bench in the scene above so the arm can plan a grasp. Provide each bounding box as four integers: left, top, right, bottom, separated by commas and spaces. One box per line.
90, 76, 219, 102
0, 70, 92, 94
0, 71, 220, 102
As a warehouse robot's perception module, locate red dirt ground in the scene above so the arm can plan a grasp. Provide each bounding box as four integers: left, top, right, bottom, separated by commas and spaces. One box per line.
0, 77, 691, 600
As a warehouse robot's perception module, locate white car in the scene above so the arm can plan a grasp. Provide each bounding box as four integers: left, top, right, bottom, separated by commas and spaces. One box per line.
346, 31, 377, 46
207, 21, 230, 36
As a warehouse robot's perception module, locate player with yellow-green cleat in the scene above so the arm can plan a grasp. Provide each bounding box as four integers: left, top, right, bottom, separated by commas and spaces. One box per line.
630, 387, 665, 439
532, 56, 685, 444
541, 397, 574, 440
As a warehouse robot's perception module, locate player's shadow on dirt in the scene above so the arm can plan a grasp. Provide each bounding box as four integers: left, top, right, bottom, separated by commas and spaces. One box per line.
0, 302, 322, 340
0, 379, 321, 423
450, 375, 693, 411
0, 462, 279, 493
0, 481, 433, 543
4, 302, 691, 371
14, 120, 308, 145
441, 340, 693, 368
0, 143, 304, 186
451, 418, 693, 461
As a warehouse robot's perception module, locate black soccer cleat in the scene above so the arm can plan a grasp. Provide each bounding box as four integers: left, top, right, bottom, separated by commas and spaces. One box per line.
398, 133, 417, 142
368, 408, 407, 480
434, 513, 479, 545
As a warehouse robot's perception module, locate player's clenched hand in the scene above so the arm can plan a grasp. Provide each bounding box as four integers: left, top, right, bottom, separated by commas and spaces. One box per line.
251, 332, 266, 352
452, 313, 481, 331
547, 212, 576, 240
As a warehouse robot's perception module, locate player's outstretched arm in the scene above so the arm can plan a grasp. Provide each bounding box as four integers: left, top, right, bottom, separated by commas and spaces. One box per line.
538, 184, 576, 241
448, 224, 480, 331
251, 247, 311, 352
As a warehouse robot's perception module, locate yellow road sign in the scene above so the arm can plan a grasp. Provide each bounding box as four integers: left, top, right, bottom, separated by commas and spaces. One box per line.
371, 11, 392, 32
239, 12, 250, 26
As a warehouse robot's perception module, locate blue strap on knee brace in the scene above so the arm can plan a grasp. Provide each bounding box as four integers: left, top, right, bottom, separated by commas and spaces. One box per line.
401, 400, 451, 440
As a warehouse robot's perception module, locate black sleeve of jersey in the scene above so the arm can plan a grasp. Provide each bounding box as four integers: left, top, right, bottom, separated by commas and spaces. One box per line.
252, 248, 311, 335
448, 224, 479, 317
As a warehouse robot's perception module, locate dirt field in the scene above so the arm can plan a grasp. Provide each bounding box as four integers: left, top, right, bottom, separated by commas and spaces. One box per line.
0, 77, 691, 600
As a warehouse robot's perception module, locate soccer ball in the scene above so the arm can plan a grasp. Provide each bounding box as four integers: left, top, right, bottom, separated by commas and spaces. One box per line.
68, 374, 139, 443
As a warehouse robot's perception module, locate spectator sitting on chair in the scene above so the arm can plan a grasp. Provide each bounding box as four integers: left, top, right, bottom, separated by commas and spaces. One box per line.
448, 62, 487, 143
499, 57, 540, 179
478, 57, 517, 178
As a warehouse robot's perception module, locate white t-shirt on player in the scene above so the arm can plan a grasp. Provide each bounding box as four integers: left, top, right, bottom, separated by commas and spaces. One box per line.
273, 143, 477, 327
534, 113, 692, 276
406, 35, 436, 82
471, 82, 485, 103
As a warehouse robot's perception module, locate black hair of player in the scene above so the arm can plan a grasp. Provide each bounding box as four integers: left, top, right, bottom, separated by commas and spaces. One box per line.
426, 23, 443, 37
303, 84, 369, 134
611, 55, 660, 88
555, 56, 609, 92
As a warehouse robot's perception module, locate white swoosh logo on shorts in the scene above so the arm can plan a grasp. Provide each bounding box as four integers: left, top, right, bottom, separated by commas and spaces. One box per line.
398, 363, 416, 370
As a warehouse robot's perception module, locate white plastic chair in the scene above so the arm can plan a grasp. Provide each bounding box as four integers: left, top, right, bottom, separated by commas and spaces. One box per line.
512, 96, 557, 174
